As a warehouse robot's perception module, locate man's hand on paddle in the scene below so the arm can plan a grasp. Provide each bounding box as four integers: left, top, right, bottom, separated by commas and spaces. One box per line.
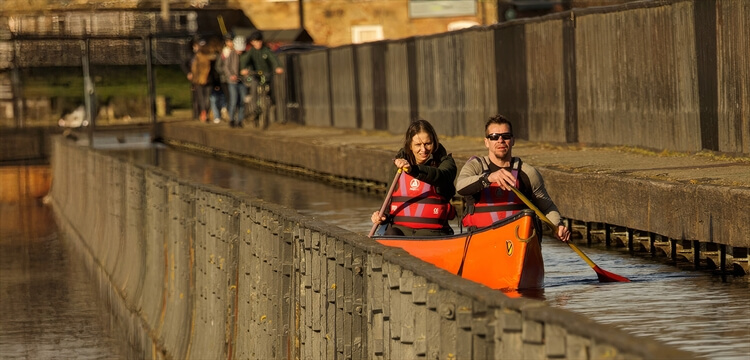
556, 225, 571, 242
487, 168, 516, 190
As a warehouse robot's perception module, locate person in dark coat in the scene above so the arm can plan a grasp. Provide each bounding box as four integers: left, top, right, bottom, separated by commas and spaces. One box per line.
240, 31, 284, 105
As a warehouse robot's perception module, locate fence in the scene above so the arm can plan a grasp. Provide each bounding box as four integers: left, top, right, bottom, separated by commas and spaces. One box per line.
276, 0, 749, 155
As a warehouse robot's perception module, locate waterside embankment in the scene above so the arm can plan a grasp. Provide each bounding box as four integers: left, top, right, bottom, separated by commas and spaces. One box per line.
159, 120, 750, 277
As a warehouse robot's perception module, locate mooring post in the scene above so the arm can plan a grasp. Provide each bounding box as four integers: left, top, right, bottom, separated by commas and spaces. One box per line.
720, 244, 726, 281
627, 229, 634, 255
604, 223, 611, 248
649, 233, 656, 257
693, 240, 701, 270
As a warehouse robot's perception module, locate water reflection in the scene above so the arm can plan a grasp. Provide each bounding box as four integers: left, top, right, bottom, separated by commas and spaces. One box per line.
112, 147, 750, 359
540, 240, 750, 360
0, 202, 126, 359
116, 147, 382, 235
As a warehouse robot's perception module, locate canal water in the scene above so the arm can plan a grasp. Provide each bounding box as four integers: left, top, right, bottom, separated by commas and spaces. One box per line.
2, 145, 748, 359
0, 200, 127, 358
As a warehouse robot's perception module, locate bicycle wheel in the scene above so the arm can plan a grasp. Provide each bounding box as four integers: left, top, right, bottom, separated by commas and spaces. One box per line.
258, 84, 271, 130
244, 89, 256, 125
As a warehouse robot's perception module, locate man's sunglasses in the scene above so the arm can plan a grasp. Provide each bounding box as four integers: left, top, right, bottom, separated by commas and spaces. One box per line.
486, 133, 513, 141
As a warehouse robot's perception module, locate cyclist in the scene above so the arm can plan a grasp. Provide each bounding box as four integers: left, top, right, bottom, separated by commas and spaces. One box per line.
240, 31, 284, 107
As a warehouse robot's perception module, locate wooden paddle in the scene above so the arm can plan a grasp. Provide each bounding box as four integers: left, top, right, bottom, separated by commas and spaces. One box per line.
368, 169, 402, 238
509, 185, 630, 283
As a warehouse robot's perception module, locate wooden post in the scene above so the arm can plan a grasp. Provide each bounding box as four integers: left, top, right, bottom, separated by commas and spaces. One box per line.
11, 41, 24, 128
145, 36, 157, 142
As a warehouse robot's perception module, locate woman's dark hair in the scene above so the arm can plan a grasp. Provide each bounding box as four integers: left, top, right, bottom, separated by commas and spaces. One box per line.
402, 118, 439, 165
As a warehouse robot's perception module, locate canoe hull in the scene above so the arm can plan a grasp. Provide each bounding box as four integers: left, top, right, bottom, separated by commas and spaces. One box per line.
375, 210, 544, 290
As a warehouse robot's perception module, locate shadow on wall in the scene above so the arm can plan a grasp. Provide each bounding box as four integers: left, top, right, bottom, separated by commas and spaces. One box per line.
498, 0, 569, 22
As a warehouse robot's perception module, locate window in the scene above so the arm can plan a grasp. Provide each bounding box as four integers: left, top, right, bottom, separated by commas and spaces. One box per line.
351, 25, 383, 44
409, 0, 476, 18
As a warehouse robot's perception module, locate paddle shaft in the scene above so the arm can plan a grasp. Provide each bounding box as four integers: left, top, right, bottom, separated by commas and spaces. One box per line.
508, 185, 626, 279
509, 186, 596, 267
368, 169, 402, 238
507, 185, 557, 229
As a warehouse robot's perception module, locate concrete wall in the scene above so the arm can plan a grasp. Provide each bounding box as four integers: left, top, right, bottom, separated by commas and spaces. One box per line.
49, 135, 695, 359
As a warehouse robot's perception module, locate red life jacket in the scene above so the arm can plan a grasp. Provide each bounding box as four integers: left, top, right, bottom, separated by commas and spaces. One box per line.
462, 157, 527, 228
390, 172, 454, 229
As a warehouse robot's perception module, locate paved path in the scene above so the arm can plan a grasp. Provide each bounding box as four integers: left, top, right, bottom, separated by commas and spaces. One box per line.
245, 122, 750, 189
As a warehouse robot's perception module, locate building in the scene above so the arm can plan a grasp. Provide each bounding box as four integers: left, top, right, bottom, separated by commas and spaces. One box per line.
230, 0, 629, 47
0, 1, 635, 47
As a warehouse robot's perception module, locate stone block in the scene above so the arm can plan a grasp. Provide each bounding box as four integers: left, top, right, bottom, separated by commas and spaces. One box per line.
545, 323, 567, 357
522, 319, 543, 344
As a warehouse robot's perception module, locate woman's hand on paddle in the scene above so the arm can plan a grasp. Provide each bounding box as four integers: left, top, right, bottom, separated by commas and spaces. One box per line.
556, 225, 571, 242
487, 168, 516, 191
393, 158, 410, 173
371, 211, 386, 224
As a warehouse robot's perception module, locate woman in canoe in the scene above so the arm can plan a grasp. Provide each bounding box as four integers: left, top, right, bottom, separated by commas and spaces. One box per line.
370, 119, 457, 236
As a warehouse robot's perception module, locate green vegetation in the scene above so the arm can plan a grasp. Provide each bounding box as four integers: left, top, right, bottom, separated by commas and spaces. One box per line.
21, 65, 191, 109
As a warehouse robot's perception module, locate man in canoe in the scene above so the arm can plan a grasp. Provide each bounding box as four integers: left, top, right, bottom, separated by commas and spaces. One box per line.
456, 114, 571, 242
370, 119, 457, 236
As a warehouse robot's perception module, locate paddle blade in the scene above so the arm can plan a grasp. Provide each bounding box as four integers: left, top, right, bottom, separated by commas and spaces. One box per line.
568, 242, 629, 282
508, 185, 631, 283
593, 266, 630, 282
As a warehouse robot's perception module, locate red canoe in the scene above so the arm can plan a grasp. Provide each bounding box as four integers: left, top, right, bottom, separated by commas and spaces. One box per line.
374, 209, 544, 291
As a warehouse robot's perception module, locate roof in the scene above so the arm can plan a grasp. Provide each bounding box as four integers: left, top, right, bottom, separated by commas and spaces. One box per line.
195, 9, 255, 37
232, 27, 314, 44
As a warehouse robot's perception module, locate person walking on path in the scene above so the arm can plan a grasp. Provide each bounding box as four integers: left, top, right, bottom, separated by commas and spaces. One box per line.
183, 39, 201, 121
209, 43, 228, 124
221, 35, 247, 128
370, 119, 457, 236
456, 114, 571, 242
188, 40, 212, 123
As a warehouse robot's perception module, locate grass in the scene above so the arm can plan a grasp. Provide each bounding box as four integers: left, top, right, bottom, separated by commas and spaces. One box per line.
21, 65, 192, 109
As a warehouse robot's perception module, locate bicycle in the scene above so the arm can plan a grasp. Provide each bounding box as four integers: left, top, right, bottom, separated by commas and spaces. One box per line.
243, 71, 272, 130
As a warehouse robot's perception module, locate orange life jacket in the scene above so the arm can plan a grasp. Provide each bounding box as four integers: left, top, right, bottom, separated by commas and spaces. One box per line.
462, 157, 527, 228
390, 172, 454, 229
